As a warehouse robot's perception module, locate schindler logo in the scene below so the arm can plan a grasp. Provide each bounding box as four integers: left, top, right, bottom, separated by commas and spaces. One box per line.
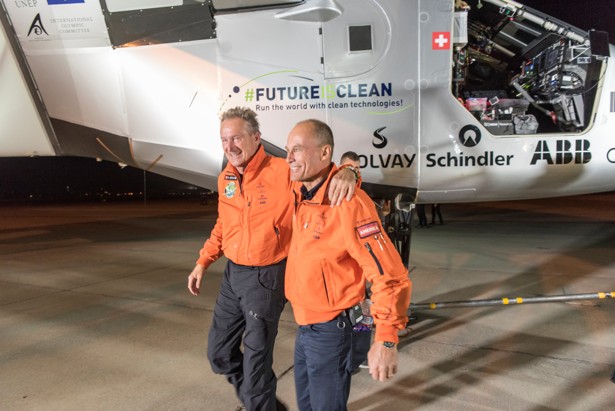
458, 125, 481, 147
426, 124, 514, 168
28, 14, 48, 37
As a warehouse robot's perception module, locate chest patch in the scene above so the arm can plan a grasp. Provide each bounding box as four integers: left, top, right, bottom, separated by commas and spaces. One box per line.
224, 181, 238, 198
356, 221, 381, 238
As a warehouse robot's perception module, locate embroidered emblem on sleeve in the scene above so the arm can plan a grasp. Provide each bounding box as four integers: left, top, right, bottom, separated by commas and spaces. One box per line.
224, 182, 237, 198
356, 221, 381, 238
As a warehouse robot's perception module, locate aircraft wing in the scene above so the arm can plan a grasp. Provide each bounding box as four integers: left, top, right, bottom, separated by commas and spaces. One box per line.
0, 11, 54, 157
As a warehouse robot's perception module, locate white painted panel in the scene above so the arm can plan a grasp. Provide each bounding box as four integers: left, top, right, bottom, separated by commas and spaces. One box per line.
216, 10, 322, 73
117, 41, 221, 154
0, 20, 53, 156
26, 48, 128, 136
322, 0, 390, 79
4, 0, 110, 50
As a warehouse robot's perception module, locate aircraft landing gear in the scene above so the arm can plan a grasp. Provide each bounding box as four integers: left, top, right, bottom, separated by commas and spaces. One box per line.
383, 194, 415, 267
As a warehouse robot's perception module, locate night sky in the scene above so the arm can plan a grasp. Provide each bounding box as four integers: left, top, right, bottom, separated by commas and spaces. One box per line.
0, 156, 197, 200
527, 0, 615, 40
1, 0, 613, 200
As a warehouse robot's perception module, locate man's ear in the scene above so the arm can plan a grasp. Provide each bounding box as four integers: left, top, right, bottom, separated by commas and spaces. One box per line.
321, 144, 332, 160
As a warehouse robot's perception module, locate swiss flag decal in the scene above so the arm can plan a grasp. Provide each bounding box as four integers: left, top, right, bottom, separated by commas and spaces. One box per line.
432, 32, 451, 50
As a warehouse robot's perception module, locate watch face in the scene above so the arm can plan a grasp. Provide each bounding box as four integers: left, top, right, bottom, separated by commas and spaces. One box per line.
382, 341, 396, 348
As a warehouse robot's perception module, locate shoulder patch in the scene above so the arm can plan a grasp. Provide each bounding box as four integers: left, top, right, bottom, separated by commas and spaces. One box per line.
224, 181, 238, 198
225, 174, 238, 180
356, 221, 381, 238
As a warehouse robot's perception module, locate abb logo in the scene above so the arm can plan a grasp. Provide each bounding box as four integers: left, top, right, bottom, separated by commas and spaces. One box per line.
530, 140, 592, 165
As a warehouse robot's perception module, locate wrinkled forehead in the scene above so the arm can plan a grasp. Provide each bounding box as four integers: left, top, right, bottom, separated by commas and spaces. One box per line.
220, 117, 252, 136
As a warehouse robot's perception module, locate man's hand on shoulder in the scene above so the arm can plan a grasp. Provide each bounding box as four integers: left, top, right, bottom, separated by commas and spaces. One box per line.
188, 264, 206, 296
328, 167, 357, 206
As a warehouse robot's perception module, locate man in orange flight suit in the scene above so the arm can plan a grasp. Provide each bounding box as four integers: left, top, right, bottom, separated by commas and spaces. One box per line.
285, 119, 412, 411
187, 108, 356, 411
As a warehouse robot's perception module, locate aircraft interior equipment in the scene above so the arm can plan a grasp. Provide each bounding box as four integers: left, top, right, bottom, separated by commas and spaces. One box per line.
453, 0, 610, 135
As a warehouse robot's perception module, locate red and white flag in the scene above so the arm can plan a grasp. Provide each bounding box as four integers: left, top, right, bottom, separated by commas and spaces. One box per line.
432, 32, 451, 50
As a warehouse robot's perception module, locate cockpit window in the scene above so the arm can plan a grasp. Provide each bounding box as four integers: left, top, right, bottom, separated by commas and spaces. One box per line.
102, 0, 216, 47
102, 0, 303, 47
349, 25, 373, 52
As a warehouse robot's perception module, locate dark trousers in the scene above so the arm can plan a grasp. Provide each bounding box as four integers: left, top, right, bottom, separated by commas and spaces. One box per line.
294, 314, 354, 411
416, 204, 427, 226
207, 259, 286, 411
431, 204, 443, 224
351, 327, 372, 371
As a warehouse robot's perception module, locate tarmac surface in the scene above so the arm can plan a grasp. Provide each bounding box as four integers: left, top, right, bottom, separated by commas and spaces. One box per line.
1, 194, 614, 410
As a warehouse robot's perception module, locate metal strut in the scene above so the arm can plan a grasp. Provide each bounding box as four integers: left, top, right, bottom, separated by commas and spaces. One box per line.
409, 291, 615, 312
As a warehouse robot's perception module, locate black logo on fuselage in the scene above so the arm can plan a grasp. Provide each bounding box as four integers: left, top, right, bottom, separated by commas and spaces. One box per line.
530, 140, 591, 164
459, 125, 481, 147
373, 127, 387, 149
28, 14, 48, 37
425, 124, 513, 168
356, 126, 415, 168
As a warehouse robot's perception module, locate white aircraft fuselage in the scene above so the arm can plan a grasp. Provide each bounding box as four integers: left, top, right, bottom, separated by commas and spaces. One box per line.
1, 0, 613, 203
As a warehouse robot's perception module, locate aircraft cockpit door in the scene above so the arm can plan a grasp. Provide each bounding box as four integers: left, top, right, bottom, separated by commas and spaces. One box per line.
318, 0, 422, 194
320, 0, 390, 79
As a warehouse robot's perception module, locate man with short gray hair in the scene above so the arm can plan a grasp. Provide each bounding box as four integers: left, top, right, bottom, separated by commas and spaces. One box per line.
188, 109, 357, 411
284, 119, 411, 410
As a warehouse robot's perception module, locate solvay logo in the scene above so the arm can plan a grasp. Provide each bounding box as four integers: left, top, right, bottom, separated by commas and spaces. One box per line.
372, 127, 388, 149
28, 14, 48, 37
357, 126, 415, 169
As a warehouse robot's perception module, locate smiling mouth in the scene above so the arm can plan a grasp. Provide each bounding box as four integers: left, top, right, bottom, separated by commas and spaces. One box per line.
227, 151, 242, 159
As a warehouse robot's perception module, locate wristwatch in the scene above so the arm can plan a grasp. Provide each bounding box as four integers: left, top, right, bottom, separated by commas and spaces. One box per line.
339, 164, 360, 181
382, 341, 396, 349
